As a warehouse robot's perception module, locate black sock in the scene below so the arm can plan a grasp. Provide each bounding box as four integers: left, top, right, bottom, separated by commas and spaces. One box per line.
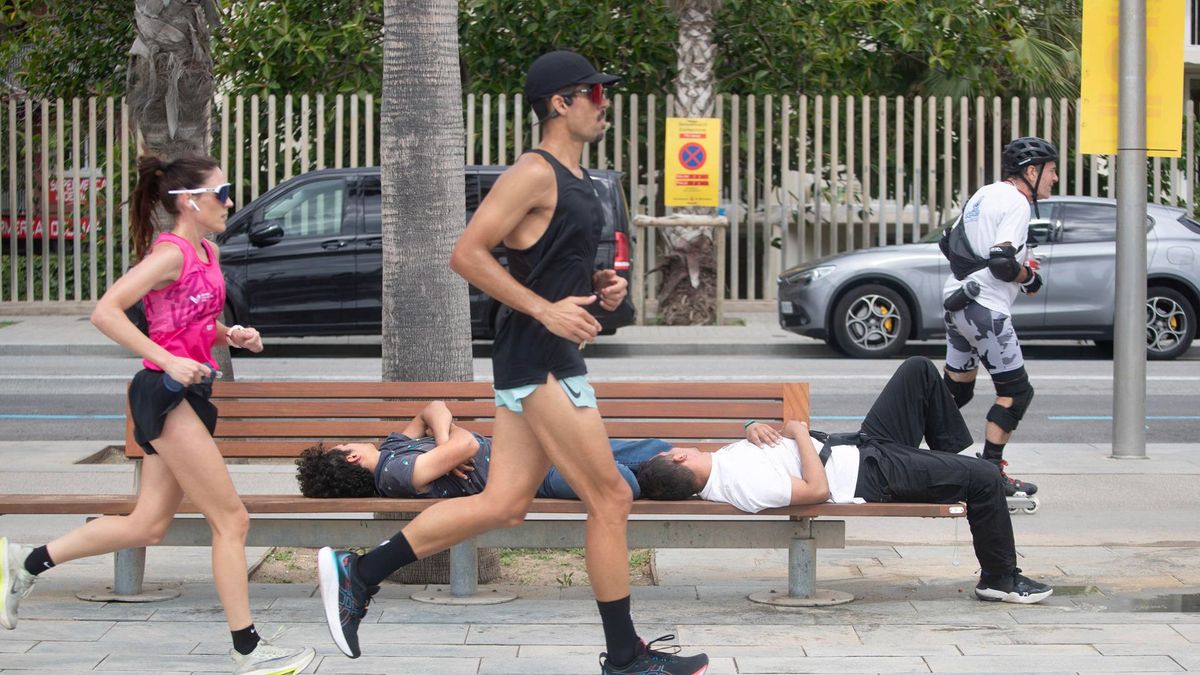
597, 595, 639, 667
231, 624, 260, 655
982, 440, 1005, 462
355, 531, 417, 586
23, 545, 55, 577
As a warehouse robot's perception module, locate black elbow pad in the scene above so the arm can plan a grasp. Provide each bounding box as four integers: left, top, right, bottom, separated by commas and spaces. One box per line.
987, 245, 1022, 282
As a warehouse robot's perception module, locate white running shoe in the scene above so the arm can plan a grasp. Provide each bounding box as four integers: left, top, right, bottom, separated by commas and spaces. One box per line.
230, 637, 316, 675
0, 537, 37, 630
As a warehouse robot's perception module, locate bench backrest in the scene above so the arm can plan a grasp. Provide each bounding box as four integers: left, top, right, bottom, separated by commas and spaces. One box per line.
124, 381, 811, 460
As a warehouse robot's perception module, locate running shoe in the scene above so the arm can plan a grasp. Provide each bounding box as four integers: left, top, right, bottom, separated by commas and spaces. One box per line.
600, 634, 709, 674
317, 547, 378, 658
975, 568, 1053, 604
230, 637, 315, 675
0, 537, 37, 630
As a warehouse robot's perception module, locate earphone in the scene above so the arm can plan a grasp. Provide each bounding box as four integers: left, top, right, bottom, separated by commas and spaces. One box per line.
189, 200, 200, 212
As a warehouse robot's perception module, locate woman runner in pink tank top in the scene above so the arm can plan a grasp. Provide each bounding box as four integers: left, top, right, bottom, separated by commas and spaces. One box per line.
0, 156, 314, 674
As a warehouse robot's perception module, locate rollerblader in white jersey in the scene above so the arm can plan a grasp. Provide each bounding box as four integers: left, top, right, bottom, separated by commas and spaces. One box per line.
938, 136, 1058, 512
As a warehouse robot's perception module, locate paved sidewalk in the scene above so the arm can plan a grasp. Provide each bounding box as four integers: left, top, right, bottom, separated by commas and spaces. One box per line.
3, 547, 1198, 673
2, 439, 1199, 673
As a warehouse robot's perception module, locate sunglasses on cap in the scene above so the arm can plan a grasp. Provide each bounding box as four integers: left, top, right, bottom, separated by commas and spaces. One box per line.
562, 83, 607, 106
168, 183, 232, 203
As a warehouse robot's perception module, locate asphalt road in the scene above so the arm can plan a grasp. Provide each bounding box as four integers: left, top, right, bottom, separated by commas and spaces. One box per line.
2, 343, 1198, 445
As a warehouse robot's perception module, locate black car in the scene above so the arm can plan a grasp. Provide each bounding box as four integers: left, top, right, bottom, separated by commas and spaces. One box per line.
213, 166, 635, 338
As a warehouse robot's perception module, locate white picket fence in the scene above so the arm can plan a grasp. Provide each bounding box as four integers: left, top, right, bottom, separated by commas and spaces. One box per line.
1, 92, 1195, 309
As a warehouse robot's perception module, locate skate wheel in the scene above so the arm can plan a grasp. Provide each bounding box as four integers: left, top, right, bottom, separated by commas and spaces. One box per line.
1024, 501, 1039, 514
1008, 506, 1019, 515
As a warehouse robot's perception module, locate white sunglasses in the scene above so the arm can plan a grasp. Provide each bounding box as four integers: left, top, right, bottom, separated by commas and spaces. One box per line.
168, 183, 232, 203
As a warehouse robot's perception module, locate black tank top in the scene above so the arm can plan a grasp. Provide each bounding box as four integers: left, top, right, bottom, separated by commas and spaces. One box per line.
492, 149, 604, 389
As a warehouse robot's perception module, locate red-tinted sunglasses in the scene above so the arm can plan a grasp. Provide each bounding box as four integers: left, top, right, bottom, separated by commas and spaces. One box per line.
563, 83, 607, 106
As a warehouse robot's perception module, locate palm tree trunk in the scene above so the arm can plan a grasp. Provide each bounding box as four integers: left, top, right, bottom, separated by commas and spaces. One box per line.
380, 0, 471, 382
127, 0, 218, 159
660, 0, 721, 325
127, 0, 234, 378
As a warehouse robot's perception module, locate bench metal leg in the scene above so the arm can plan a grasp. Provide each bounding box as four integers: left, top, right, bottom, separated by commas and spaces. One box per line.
76, 548, 180, 603
410, 538, 516, 606
747, 537, 854, 607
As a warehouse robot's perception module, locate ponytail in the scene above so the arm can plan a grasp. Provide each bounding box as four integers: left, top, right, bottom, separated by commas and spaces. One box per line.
129, 154, 222, 260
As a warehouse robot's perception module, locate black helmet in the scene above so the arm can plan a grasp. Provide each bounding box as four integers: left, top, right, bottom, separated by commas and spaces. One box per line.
1002, 136, 1058, 178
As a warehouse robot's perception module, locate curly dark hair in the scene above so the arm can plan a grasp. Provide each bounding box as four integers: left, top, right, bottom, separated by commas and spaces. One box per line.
635, 455, 700, 501
295, 444, 377, 498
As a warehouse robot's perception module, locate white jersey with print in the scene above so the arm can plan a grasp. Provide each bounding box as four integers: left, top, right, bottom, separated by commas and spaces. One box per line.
697, 436, 861, 514
942, 181, 1032, 315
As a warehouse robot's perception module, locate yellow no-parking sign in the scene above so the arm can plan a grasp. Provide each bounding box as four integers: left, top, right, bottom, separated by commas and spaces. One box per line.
664, 118, 720, 207
1080, 0, 1184, 156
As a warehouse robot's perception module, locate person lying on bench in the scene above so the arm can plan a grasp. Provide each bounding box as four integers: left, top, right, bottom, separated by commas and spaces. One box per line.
295, 400, 668, 501
635, 356, 1053, 605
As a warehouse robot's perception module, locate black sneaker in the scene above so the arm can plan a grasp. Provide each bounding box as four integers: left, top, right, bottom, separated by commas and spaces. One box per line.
980, 456, 1038, 496
600, 634, 709, 675
975, 568, 1053, 604
317, 547, 378, 658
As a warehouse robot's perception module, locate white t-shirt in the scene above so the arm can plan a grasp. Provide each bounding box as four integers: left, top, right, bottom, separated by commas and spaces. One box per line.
942, 181, 1032, 315
698, 436, 862, 513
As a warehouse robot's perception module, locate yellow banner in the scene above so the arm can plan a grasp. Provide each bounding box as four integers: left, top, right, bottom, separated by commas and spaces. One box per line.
1080, 0, 1184, 157
664, 117, 721, 207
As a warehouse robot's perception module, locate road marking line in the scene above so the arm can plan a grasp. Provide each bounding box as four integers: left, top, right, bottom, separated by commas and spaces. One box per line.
1049, 415, 1200, 421
0, 414, 124, 420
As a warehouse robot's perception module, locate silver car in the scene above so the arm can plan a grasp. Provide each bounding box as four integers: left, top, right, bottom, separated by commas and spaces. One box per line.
777, 196, 1199, 360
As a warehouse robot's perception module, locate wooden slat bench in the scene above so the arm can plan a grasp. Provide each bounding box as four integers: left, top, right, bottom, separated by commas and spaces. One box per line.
0, 380, 965, 607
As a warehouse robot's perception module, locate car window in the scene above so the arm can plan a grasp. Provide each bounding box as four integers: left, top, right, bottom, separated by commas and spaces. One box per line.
1059, 203, 1117, 244
473, 173, 501, 220
465, 173, 483, 222
360, 176, 381, 235
589, 174, 618, 238
262, 178, 346, 238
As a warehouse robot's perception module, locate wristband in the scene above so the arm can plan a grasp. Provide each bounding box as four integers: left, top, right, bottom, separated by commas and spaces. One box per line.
226, 324, 245, 337
743, 420, 757, 429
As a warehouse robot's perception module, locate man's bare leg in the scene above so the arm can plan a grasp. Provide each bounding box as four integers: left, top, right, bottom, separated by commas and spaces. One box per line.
519, 377, 632, 601
317, 405, 553, 658
395, 408, 552, 557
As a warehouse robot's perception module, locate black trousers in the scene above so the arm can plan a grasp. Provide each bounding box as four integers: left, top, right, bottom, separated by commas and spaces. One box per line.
851, 356, 1016, 577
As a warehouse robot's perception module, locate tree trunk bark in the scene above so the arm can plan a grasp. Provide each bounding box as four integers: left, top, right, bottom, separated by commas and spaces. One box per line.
660, 0, 721, 325
127, 0, 235, 379
380, 0, 472, 382
127, 0, 217, 160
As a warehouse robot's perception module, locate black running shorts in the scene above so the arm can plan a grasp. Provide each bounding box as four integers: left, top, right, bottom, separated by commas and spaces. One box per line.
127, 368, 218, 455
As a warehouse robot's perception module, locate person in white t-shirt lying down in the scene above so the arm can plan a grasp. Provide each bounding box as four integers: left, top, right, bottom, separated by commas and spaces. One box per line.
635, 355, 1053, 605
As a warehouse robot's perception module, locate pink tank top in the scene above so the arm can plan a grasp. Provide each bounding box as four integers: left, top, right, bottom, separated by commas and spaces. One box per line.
141, 232, 226, 370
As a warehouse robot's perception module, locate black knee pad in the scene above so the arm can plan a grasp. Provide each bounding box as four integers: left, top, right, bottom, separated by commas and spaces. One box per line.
987, 369, 1034, 432
943, 373, 975, 409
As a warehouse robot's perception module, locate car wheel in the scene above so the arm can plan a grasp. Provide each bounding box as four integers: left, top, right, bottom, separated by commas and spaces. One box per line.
1145, 286, 1196, 361
830, 284, 910, 358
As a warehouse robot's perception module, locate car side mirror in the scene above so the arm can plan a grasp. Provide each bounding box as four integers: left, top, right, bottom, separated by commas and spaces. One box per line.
1028, 219, 1053, 245
249, 222, 284, 247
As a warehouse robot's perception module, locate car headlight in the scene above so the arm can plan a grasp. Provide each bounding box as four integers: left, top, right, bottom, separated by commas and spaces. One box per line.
781, 265, 836, 285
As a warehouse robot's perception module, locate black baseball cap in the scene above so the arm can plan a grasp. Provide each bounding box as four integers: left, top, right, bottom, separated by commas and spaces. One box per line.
524, 50, 620, 103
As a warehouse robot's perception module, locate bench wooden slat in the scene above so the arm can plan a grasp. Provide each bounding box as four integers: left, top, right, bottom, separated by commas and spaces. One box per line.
211, 381, 803, 400
209, 419, 772, 439
0, 494, 965, 519
168, 440, 733, 458
214, 400, 787, 420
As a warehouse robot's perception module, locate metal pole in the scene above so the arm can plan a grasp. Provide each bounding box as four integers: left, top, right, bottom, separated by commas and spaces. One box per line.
448, 539, 478, 597
1112, 0, 1148, 459
787, 537, 816, 598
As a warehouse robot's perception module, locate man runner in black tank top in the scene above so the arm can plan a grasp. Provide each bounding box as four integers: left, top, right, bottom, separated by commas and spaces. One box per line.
313, 50, 708, 675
